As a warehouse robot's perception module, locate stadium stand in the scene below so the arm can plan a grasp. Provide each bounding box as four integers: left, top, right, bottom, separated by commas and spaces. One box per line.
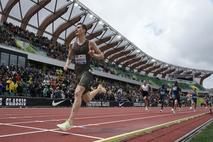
0, 21, 206, 91
0, 0, 212, 107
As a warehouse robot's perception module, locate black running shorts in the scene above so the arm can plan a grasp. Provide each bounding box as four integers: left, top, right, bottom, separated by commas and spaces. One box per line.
77, 71, 93, 93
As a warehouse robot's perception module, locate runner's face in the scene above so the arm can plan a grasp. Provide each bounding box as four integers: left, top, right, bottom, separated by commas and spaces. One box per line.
76, 25, 85, 36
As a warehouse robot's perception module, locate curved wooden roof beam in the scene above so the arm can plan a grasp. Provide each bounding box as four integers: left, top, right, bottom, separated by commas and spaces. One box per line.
123, 57, 141, 68
95, 36, 112, 46
109, 50, 132, 62
131, 59, 148, 69
99, 41, 120, 52
138, 63, 154, 72
183, 71, 193, 75
86, 29, 104, 40
115, 54, 136, 65
1, 0, 20, 23
20, 0, 51, 30
174, 70, 184, 75
153, 67, 168, 76
37, 4, 69, 36
52, 13, 84, 44
104, 46, 125, 58
162, 68, 175, 78
65, 31, 75, 46
144, 65, 161, 74
65, 22, 94, 46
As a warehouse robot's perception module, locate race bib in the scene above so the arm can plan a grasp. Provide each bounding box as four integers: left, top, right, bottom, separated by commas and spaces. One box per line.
160, 90, 165, 95
75, 54, 87, 64
173, 86, 177, 91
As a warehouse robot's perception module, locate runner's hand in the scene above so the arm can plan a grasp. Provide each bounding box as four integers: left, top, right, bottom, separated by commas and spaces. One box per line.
88, 50, 95, 57
64, 64, 68, 71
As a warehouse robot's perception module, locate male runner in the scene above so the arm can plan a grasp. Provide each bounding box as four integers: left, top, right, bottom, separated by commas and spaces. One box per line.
57, 23, 106, 131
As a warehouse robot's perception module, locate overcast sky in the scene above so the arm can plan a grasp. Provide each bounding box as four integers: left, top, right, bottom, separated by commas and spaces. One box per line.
80, 0, 213, 88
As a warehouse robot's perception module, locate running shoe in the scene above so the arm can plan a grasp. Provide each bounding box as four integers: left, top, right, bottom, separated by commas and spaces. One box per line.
171, 108, 176, 114
57, 120, 73, 131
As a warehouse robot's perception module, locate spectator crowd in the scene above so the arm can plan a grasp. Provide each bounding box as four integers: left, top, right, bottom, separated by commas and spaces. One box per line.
0, 64, 144, 103
0, 22, 210, 107
0, 22, 168, 86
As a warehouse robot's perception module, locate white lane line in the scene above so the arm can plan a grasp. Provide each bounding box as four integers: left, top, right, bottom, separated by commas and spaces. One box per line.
0, 130, 48, 138
0, 107, 201, 120
1, 110, 198, 126
0, 113, 176, 139
4, 111, 192, 130
0, 112, 129, 120
0, 123, 103, 140
1, 110, 115, 119
0, 111, 203, 139
0, 111, 143, 120
3, 112, 153, 125
0, 114, 66, 120
80, 113, 172, 127
1, 123, 50, 131
8, 117, 17, 119
50, 130, 103, 140
78, 110, 200, 127
35, 121, 44, 123
1, 108, 179, 120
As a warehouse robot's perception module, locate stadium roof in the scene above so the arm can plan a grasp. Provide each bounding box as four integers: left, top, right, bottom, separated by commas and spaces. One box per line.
0, 0, 213, 82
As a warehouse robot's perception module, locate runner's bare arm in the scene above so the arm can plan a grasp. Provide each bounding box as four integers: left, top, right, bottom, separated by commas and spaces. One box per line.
88, 40, 104, 60
64, 44, 74, 71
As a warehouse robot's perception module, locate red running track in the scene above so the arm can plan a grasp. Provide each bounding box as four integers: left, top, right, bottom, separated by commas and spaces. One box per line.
0, 107, 211, 142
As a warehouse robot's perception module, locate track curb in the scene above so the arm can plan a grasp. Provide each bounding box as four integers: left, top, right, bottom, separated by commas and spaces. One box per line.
95, 112, 208, 142
175, 118, 213, 142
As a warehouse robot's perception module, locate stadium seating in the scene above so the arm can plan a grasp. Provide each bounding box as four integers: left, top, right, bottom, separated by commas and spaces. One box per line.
0, 22, 206, 97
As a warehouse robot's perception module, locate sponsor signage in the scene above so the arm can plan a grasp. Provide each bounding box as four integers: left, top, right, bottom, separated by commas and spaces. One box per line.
86, 101, 133, 107
102, 102, 110, 107
51, 99, 72, 107
5, 98, 26, 106
86, 101, 110, 107
0, 97, 26, 107
52, 100, 66, 107
133, 102, 144, 107
0, 97, 133, 107
0, 97, 72, 107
